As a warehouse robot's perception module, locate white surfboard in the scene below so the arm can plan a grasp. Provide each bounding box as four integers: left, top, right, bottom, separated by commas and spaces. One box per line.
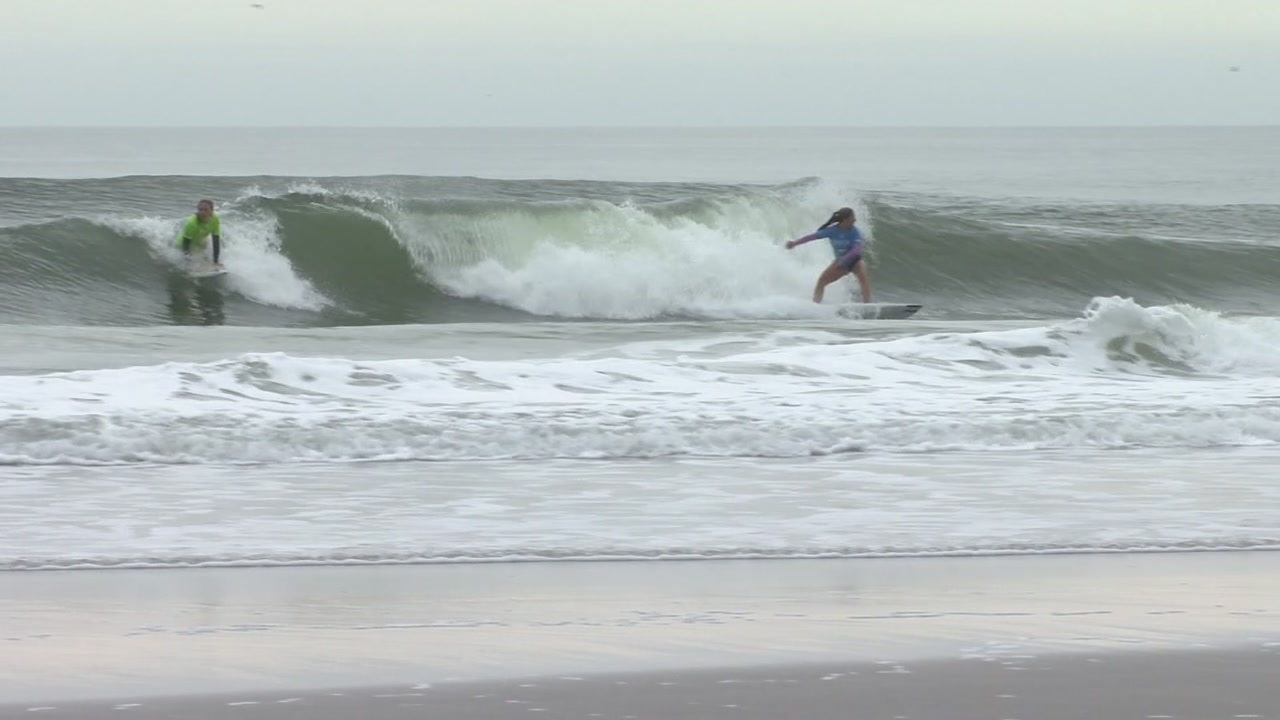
187, 264, 227, 279
837, 302, 922, 320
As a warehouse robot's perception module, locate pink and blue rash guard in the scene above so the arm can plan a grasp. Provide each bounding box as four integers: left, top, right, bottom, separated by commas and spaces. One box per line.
792, 224, 864, 268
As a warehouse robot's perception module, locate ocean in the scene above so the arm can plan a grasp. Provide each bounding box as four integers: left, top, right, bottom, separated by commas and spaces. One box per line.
1, 126, 1278, 571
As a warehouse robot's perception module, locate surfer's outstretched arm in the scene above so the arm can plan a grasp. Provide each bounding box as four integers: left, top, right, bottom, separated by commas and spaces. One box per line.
211, 235, 221, 264
785, 232, 822, 249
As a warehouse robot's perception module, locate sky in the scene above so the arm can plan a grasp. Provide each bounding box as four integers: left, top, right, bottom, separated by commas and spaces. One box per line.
3, 0, 1277, 126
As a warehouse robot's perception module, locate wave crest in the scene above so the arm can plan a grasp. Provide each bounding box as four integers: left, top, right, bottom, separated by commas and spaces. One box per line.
1, 176, 1278, 325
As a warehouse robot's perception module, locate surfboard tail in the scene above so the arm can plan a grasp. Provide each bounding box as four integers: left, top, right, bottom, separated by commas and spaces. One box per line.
187, 266, 228, 279
837, 303, 922, 319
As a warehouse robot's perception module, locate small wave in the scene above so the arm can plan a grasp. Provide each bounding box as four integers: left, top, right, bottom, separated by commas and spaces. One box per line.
2, 298, 1279, 466
8, 539, 1279, 572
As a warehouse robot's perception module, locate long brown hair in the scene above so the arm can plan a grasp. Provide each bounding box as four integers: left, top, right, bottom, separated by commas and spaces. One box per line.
817, 206, 854, 231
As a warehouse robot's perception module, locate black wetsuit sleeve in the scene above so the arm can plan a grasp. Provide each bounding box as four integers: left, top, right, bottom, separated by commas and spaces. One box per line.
181, 237, 192, 254
212, 235, 221, 263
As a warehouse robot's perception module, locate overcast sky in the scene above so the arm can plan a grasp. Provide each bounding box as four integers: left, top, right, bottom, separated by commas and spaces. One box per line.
4, 0, 1276, 126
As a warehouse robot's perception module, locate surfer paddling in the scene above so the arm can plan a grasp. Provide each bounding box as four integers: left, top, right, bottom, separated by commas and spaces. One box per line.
176, 199, 224, 269
784, 206, 871, 303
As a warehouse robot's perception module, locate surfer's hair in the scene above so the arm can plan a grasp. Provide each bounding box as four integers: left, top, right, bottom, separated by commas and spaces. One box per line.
818, 206, 854, 231
197, 199, 214, 209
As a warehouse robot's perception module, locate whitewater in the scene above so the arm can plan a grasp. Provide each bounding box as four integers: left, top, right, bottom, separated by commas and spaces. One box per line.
4, 172, 1280, 328
3, 297, 1280, 466
3, 295, 1280, 570
1, 125, 1278, 573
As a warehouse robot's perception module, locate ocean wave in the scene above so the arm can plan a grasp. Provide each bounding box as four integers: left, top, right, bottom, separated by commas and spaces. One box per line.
9, 539, 1280, 572
3, 298, 1279, 466
1, 176, 1278, 326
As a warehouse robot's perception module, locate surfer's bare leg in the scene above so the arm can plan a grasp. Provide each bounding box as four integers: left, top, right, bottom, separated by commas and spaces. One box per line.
813, 263, 851, 303
851, 261, 872, 302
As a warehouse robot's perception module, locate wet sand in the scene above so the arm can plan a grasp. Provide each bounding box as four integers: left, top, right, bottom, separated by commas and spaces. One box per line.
2, 551, 1278, 717
8, 646, 1279, 719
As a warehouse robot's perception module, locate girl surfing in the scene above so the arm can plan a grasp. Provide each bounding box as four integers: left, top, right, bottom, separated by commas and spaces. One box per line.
784, 206, 871, 303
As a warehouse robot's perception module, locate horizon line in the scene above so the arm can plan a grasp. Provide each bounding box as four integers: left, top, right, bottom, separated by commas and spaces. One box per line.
2, 123, 1278, 131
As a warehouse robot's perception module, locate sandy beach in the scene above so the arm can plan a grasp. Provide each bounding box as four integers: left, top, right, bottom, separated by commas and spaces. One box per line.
9, 648, 1278, 719
3, 550, 1278, 718
5, 8, 1280, 715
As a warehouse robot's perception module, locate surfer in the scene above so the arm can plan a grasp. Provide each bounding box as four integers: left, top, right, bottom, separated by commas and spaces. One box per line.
784, 206, 871, 303
176, 199, 223, 268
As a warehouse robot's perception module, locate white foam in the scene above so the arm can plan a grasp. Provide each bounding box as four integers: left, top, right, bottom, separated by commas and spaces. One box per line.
105, 212, 330, 312
393, 182, 874, 320
3, 446, 1278, 571
215, 178, 876, 320
1, 298, 1279, 465
208, 211, 330, 310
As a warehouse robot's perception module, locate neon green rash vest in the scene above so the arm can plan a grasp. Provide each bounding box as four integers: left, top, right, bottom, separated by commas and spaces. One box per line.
175, 214, 221, 248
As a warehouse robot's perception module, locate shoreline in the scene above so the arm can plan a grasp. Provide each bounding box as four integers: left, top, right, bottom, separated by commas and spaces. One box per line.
3, 550, 1278, 707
